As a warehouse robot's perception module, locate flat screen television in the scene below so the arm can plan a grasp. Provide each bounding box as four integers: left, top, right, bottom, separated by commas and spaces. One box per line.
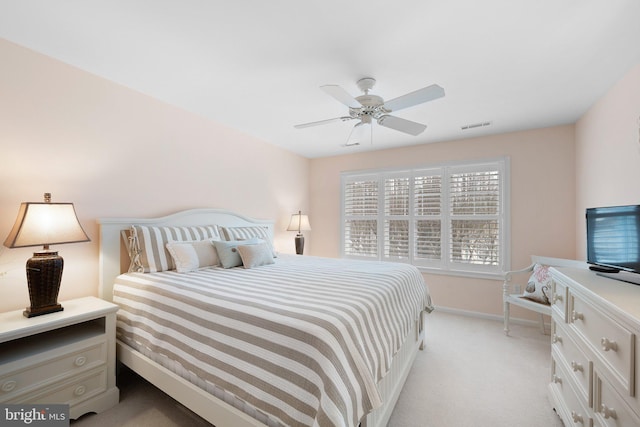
586, 205, 640, 285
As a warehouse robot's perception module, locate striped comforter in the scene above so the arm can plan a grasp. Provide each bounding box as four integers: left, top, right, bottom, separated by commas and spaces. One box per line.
113, 254, 432, 427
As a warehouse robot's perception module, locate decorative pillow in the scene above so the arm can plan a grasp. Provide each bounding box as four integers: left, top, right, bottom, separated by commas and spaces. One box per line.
121, 229, 136, 269
523, 263, 553, 304
213, 237, 261, 269
166, 239, 220, 273
220, 226, 276, 257
237, 242, 275, 269
130, 225, 221, 272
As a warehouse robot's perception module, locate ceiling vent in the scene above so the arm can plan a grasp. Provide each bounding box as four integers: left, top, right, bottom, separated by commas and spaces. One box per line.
461, 121, 492, 130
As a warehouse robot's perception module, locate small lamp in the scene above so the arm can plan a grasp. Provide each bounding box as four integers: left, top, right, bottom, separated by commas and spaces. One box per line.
286, 210, 311, 255
3, 193, 90, 318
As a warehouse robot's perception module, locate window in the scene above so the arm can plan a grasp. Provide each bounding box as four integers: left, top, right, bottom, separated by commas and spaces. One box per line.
341, 158, 509, 277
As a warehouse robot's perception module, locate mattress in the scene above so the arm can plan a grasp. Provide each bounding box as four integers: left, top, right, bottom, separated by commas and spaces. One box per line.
113, 254, 432, 427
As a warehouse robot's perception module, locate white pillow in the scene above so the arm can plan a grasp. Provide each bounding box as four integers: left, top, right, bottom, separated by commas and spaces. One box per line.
237, 242, 275, 269
213, 237, 261, 268
166, 239, 220, 273
523, 263, 553, 304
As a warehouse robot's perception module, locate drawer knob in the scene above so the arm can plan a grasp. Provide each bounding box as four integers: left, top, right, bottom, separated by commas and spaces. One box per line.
74, 385, 87, 396
600, 404, 617, 419
571, 310, 583, 321
552, 334, 562, 344
570, 410, 584, 424
1, 380, 17, 392
74, 356, 87, 367
601, 337, 618, 352
553, 294, 563, 303
552, 374, 562, 384
570, 361, 583, 372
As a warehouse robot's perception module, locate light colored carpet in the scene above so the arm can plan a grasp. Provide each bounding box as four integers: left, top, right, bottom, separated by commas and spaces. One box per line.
387, 311, 564, 427
72, 311, 563, 427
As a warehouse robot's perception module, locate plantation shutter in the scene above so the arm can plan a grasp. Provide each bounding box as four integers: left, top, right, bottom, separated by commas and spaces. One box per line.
343, 176, 379, 257
341, 158, 507, 276
449, 167, 501, 266
383, 175, 410, 260
414, 171, 443, 263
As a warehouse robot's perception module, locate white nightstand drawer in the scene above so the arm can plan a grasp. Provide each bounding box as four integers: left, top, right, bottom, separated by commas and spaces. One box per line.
569, 292, 635, 396
0, 339, 106, 402
13, 368, 107, 407
552, 320, 593, 405
594, 367, 640, 427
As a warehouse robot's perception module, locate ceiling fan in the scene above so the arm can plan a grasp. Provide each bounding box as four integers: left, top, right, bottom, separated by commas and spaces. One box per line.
294, 77, 445, 146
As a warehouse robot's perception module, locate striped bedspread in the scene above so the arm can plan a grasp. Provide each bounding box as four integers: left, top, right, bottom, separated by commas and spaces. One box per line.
113, 254, 432, 427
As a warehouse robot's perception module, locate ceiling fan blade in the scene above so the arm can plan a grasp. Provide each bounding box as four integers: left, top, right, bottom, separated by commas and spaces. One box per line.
320, 85, 362, 108
383, 84, 445, 112
377, 115, 427, 136
294, 116, 353, 129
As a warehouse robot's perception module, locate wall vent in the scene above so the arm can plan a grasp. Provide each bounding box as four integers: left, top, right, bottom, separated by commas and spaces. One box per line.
461, 121, 492, 130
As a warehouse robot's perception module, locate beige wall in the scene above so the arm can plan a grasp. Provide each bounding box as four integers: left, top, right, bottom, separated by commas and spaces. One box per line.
0, 39, 310, 313
575, 64, 640, 258
2, 34, 636, 320
309, 126, 576, 318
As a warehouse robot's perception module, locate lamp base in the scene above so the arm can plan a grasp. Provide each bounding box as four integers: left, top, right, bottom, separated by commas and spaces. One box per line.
294, 234, 305, 255
24, 251, 64, 318
23, 304, 64, 318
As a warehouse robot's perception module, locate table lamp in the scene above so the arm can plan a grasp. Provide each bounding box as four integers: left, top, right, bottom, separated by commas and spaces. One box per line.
3, 193, 90, 317
286, 210, 311, 255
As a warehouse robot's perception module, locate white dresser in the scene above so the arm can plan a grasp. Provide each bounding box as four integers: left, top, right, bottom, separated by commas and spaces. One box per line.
549, 267, 640, 427
0, 297, 119, 419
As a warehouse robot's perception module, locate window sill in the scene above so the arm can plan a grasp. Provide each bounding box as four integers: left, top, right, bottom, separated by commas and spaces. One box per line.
416, 266, 505, 281
342, 255, 506, 280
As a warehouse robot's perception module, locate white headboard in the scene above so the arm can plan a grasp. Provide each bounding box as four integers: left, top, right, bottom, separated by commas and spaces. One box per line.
97, 209, 274, 302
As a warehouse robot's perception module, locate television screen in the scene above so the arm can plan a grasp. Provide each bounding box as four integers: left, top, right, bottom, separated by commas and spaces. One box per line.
586, 205, 640, 274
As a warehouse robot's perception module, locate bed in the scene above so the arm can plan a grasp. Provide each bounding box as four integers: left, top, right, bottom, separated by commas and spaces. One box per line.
98, 209, 433, 427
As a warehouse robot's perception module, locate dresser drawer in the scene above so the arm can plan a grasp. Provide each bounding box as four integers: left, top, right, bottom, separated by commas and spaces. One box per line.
0, 339, 106, 402
552, 320, 593, 405
551, 278, 569, 320
569, 292, 635, 396
551, 353, 594, 427
594, 367, 640, 427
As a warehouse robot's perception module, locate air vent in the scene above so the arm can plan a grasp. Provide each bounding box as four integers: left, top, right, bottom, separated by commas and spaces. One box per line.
461, 121, 492, 130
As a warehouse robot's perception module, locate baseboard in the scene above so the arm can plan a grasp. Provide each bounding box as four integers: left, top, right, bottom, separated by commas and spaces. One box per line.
433, 305, 551, 329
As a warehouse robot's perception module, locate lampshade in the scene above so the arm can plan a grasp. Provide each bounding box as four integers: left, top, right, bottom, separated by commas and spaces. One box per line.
4, 202, 90, 248
286, 211, 311, 233
3, 193, 90, 318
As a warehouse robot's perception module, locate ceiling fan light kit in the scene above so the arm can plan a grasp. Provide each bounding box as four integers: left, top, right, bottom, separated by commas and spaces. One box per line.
295, 77, 445, 146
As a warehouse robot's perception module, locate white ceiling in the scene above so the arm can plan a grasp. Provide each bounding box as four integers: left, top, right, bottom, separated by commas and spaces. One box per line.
1, 0, 639, 158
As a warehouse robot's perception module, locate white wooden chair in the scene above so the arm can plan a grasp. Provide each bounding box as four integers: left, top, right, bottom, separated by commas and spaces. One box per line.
503, 255, 586, 336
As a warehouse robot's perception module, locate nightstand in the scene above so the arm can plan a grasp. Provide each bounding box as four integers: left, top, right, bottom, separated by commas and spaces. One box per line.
0, 296, 119, 419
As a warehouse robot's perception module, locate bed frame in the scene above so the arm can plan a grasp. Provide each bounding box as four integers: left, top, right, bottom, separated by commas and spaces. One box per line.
98, 208, 424, 427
